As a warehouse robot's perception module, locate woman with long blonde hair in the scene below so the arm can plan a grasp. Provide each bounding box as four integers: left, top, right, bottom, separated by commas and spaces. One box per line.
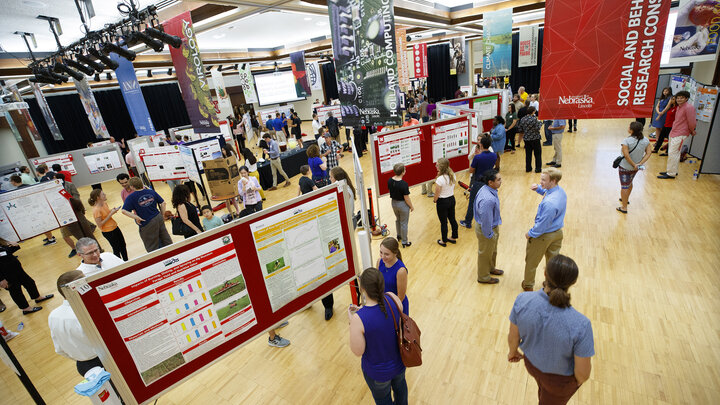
433, 158, 458, 247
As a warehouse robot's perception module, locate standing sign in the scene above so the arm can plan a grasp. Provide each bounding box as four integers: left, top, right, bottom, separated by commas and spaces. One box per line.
238, 65, 258, 104
669, 0, 720, 63
518, 25, 540, 67
111, 52, 157, 136
31, 83, 63, 140
307, 61, 324, 91
211, 69, 234, 120
290, 51, 311, 98
483, 8, 512, 77
327, 0, 401, 126
396, 27, 410, 87
165, 12, 221, 134
538, 0, 670, 120
74, 77, 111, 139
413, 43, 428, 78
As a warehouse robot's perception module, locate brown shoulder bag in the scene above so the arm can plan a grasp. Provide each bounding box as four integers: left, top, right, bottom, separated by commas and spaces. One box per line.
385, 293, 422, 367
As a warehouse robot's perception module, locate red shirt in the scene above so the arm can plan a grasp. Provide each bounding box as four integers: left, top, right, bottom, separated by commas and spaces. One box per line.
664, 106, 677, 128
58, 170, 73, 181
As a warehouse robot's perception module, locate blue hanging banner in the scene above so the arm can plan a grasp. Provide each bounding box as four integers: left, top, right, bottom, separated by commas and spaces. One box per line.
111, 52, 156, 136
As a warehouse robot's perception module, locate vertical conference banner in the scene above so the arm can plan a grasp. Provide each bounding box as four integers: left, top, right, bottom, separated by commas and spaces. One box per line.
518, 25, 540, 67
165, 12, 221, 134
669, 0, 720, 63
413, 43, 428, 78
539, 0, 670, 119
111, 52, 157, 136
307, 61, 324, 91
483, 8, 512, 77
238, 64, 258, 104
74, 77, 111, 139
449, 37, 466, 75
211, 69, 234, 120
395, 27, 410, 87
328, 0, 401, 126
9, 85, 43, 141
290, 51, 311, 97
31, 83, 63, 140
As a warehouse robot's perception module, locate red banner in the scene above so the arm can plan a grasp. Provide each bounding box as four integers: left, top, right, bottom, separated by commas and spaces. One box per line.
538, 0, 671, 120
413, 43, 428, 78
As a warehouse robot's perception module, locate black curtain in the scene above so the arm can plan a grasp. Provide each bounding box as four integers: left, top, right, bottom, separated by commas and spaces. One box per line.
509, 28, 544, 95
427, 43, 458, 102
321, 62, 338, 103
25, 82, 190, 155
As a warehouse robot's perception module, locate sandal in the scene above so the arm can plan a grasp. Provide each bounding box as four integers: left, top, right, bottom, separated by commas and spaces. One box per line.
437, 240, 447, 247
616, 207, 627, 214
35, 294, 54, 304
23, 306, 43, 315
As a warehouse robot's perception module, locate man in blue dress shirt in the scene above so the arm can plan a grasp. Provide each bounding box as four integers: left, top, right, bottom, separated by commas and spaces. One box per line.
523, 167, 566, 291
474, 169, 504, 284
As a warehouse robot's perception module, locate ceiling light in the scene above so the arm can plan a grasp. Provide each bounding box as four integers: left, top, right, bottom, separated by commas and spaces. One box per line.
88, 48, 120, 70
147, 69, 153, 77
299, 1, 328, 9
102, 43, 136, 61
213, 33, 226, 39
145, 27, 182, 48
106, 72, 112, 80
94, 73, 100, 82
315, 21, 326, 26
167, 68, 173, 75
304, 17, 312, 21
22, 0, 47, 8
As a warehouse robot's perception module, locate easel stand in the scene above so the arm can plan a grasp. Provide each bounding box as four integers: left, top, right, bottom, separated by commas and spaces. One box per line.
0, 336, 45, 405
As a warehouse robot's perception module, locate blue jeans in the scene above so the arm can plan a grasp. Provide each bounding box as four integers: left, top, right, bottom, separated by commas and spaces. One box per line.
543, 120, 553, 144
362, 370, 408, 405
463, 181, 482, 224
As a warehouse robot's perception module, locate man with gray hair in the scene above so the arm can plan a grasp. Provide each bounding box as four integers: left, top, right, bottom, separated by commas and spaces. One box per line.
75, 238, 125, 277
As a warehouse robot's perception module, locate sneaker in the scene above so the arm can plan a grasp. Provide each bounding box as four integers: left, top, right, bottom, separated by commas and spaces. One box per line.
3, 331, 19, 341
277, 320, 289, 328
459, 220, 472, 229
43, 237, 56, 246
42, 237, 49, 242
68, 249, 77, 258
546, 161, 556, 166
268, 335, 290, 348
426, 193, 434, 198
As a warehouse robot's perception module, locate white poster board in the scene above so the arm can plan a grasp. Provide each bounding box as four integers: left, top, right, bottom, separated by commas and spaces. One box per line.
376, 128, 422, 174
317, 105, 343, 123
186, 138, 223, 163
82, 150, 124, 174
179, 146, 202, 185
258, 104, 294, 122
0, 179, 77, 242
32, 154, 77, 175
140, 146, 189, 181
127, 137, 152, 175
432, 119, 470, 162
459, 109, 481, 143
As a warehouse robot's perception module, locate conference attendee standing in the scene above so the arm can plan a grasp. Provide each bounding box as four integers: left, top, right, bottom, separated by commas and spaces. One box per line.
273, 113, 286, 143
312, 113, 323, 141
460, 136, 496, 229
291, 112, 303, 148
75, 238, 125, 277
320, 133, 342, 170
651, 87, 673, 139
388, 164, 413, 248
566, 119, 578, 133
474, 170, 504, 285
517, 106, 543, 173
241, 147, 265, 200
653, 96, 676, 154
505, 104, 518, 151
19, 166, 37, 185
0, 240, 54, 315
617, 122, 652, 214
490, 116, 507, 171
658, 90, 696, 179
546, 120, 567, 168
237, 165, 263, 214
523, 168, 567, 291
172, 185, 202, 239
121, 177, 172, 253
116, 173, 135, 202
508, 255, 594, 405
326, 111, 340, 140
518, 86, 529, 102
377, 237, 409, 315
262, 134, 291, 190
307, 144, 329, 187
88, 189, 128, 261
433, 158, 458, 247
265, 115, 276, 139
348, 268, 407, 405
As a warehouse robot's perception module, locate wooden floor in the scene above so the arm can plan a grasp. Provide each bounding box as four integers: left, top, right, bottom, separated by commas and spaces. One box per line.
1, 118, 719, 404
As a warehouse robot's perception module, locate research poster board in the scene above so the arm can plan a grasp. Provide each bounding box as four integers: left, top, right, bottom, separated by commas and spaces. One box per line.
83, 150, 124, 174
0, 179, 77, 242
29, 144, 128, 188
32, 154, 77, 176
139, 146, 189, 181
258, 104, 294, 122
371, 115, 472, 196
437, 94, 501, 133
316, 105, 343, 123
64, 185, 357, 405
459, 109, 481, 143
184, 137, 224, 163
696, 86, 718, 123
127, 137, 151, 176
179, 146, 202, 184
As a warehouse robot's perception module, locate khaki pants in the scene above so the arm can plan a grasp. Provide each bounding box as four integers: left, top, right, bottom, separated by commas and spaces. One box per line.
523, 229, 563, 289
276, 129, 287, 144
269, 158, 288, 187
139, 214, 172, 253
552, 133, 563, 164
666, 135, 687, 176
476, 223, 499, 282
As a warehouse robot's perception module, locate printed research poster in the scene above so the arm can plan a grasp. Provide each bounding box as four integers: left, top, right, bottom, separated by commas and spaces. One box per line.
251, 193, 349, 312
97, 235, 257, 385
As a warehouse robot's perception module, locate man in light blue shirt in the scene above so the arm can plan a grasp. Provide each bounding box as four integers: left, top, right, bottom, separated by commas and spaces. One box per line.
474, 170, 504, 284
523, 167, 566, 291
546, 120, 566, 168
262, 134, 290, 190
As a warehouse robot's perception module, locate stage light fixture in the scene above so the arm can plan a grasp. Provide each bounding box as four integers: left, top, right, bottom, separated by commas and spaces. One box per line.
76, 53, 105, 73
144, 26, 182, 48
241, 63, 246, 70
233, 64, 238, 70
167, 68, 173, 75
53, 63, 84, 81
129, 31, 164, 52
147, 69, 153, 77
106, 72, 113, 80
101, 43, 136, 61
88, 48, 120, 70
37, 67, 68, 83
94, 73, 101, 82
65, 59, 95, 76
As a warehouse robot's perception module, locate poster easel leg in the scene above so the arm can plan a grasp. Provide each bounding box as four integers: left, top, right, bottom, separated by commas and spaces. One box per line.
0, 336, 46, 405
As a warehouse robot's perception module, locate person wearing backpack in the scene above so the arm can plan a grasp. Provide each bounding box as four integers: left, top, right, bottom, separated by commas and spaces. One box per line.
349, 268, 407, 405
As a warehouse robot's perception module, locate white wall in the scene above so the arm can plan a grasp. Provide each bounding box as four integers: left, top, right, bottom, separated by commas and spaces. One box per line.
0, 127, 29, 167
691, 59, 717, 85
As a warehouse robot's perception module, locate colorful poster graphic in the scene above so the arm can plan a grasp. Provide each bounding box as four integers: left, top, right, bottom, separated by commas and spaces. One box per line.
450, 37, 466, 75
8, 85, 42, 141
307, 61, 324, 91
82, 150, 124, 174
211, 69, 234, 120
518, 25, 540, 67
413, 43, 428, 78
96, 235, 256, 385
432, 119, 470, 162
111, 53, 156, 136
327, 0, 401, 126
31, 83, 63, 140
140, 146, 189, 182
696, 86, 718, 122
669, 0, 720, 63
289, 51, 311, 98
238, 65, 258, 104
396, 27, 410, 87
376, 127, 422, 173
483, 8, 512, 77
538, 0, 670, 119
74, 77, 110, 139
165, 12, 221, 134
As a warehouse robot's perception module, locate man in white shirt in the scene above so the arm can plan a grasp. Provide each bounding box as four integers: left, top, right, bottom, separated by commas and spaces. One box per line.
48, 270, 103, 376
75, 238, 125, 277
312, 113, 323, 141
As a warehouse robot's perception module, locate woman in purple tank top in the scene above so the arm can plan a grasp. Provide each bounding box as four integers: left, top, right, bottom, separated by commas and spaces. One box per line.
349, 268, 408, 405
377, 237, 409, 315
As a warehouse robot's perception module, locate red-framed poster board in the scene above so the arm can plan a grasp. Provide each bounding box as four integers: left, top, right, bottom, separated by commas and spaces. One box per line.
64, 184, 357, 405
437, 93, 502, 133
370, 115, 472, 197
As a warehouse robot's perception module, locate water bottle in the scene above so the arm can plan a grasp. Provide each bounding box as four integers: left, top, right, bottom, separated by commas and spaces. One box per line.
693, 170, 698, 180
